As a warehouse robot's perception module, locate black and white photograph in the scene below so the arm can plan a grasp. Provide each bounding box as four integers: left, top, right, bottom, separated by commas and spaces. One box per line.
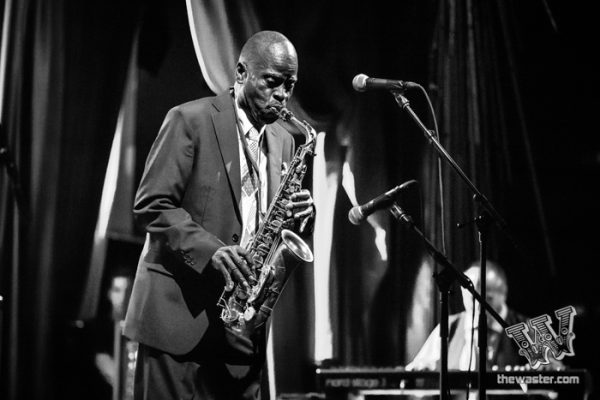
1, 1, 598, 399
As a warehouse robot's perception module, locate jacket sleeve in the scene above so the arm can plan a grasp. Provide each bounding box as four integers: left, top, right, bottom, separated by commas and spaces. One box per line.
133, 107, 224, 274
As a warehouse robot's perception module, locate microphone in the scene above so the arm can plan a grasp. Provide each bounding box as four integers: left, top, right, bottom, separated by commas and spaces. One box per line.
348, 180, 417, 225
352, 73, 419, 92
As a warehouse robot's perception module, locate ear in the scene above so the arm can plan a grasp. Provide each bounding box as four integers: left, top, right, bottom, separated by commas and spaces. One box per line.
235, 62, 247, 84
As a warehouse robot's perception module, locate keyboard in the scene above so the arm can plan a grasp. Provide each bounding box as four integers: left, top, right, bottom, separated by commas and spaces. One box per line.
315, 367, 592, 398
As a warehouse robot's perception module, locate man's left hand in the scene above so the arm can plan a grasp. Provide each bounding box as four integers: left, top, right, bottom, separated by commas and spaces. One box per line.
285, 189, 314, 233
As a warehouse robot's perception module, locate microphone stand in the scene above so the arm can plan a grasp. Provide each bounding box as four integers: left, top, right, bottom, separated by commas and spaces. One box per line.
390, 203, 508, 399
1, 122, 27, 400
476, 211, 491, 398
392, 91, 511, 399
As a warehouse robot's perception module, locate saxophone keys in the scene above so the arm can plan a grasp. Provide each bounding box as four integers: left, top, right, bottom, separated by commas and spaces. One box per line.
244, 306, 256, 321
257, 244, 270, 254
221, 307, 239, 324
234, 286, 249, 300
252, 254, 263, 265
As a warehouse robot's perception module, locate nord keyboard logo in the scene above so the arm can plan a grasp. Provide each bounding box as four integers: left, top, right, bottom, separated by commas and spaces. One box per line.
505, 305, 577, 369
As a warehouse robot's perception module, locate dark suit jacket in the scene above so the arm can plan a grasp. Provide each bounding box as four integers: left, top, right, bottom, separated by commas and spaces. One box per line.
123, 92, 295, 356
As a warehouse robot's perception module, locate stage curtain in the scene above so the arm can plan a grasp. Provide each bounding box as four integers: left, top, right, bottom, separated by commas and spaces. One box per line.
407, 0, 556, 359
0, 1, 141, 399
184, 0, 259, 94
1, 1, 557, 399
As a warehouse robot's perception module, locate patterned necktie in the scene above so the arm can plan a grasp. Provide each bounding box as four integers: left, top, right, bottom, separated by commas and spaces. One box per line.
240, 127, 260, 248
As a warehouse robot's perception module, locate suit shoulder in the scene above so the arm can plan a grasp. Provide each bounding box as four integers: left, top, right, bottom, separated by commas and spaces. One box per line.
271, 120, 295, 146
167, 91, 232, 120
272, 120, 293, 135
170, 97, 217, 117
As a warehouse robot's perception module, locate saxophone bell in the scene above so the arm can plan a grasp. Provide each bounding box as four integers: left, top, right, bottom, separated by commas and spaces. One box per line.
281, 229, 313, 263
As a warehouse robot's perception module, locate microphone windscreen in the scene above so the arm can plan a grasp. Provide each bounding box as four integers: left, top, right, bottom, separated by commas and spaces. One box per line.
348, 206, 363, 225
352, 74, 368, 92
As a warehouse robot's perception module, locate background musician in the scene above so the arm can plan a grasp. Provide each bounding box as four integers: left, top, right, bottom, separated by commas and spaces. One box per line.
89, 266, 135, 400
406, 260, 564, 372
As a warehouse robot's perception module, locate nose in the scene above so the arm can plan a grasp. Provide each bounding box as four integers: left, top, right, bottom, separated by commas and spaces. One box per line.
273, 84, 290, 102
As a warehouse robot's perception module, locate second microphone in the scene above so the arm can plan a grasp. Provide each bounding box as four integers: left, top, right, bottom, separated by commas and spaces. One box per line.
348, 179, 417, 225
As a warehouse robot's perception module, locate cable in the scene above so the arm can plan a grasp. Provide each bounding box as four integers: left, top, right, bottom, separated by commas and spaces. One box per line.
466, 296, 477, 399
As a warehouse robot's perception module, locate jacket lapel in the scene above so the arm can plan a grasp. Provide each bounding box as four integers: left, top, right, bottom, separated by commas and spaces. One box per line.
211, 93, 242, 224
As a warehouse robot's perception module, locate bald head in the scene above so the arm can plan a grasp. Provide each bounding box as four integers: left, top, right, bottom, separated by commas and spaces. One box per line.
238, 31, 298, 71
464, 260, 508, 296
462, 260, 508, 316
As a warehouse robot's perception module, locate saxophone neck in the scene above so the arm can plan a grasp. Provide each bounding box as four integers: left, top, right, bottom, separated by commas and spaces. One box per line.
278, 108, 317, 143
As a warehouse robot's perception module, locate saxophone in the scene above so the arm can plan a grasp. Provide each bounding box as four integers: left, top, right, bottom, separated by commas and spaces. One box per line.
217, 108, 316, 333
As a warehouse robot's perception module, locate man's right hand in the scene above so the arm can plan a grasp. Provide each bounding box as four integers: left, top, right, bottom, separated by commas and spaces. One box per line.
211, 245, 255, 291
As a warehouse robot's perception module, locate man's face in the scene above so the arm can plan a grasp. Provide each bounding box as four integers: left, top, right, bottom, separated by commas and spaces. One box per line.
236, 43, 298, 126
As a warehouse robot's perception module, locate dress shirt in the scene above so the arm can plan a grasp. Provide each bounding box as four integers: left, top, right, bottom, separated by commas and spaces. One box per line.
233, 94, 268, 247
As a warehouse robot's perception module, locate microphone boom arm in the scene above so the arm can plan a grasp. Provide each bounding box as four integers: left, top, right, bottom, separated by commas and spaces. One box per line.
389, 202, 508, 329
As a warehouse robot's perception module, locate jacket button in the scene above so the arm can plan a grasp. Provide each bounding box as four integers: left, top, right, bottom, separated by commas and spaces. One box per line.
232, 234, 239, 243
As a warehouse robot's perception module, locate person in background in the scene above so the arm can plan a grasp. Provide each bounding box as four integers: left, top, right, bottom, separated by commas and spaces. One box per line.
407, 260, 563, 372
92, 267, 136, 400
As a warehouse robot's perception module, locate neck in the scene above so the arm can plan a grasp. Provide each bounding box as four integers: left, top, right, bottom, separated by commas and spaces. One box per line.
233, 84, 264, 130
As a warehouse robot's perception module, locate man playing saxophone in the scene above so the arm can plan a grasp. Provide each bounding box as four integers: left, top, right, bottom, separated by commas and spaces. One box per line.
124, 30, 314, 400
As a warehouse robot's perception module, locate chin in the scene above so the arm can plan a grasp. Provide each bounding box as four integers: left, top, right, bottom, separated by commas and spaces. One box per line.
259, 111, 279, 124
